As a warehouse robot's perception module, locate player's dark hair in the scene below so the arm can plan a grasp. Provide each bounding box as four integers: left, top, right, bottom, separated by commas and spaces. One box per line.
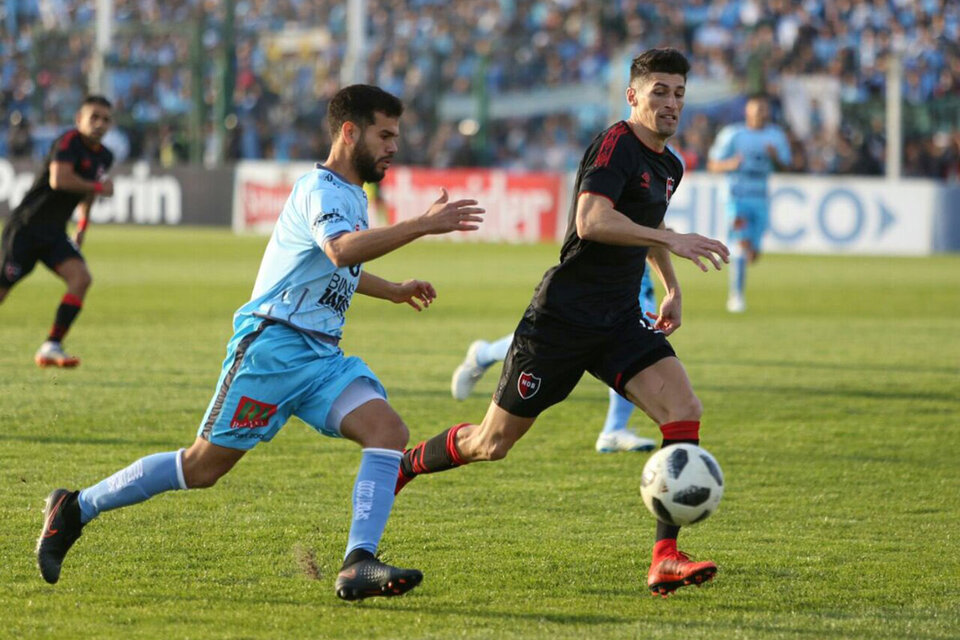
327, 85, 404, 140
630, 48, 691, 84
82, 95, 113, 109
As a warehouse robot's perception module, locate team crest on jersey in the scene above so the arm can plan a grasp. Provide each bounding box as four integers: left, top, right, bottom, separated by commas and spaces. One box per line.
640, 172, 651, 189
665, 177, 675, 204
4, 261, 22, 281
230, 396, 277, 429
517, 371, 541, 400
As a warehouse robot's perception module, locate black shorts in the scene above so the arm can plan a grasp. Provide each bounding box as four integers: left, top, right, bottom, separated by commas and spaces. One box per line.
493, 306, 676, 418
0, 223, 83, 288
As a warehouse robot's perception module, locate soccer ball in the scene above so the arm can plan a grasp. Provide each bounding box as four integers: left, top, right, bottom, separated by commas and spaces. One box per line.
640, 444, 724, 526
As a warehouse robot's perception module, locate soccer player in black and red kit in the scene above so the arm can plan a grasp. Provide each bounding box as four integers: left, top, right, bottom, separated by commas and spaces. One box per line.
0, 95, 114, 367
394, 49, 730, 597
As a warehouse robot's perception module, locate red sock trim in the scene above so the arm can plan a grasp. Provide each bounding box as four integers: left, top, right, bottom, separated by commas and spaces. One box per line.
659, 420, 700, 441
653, 538, 677, 561
446, 423, 469, 466
62, 293, 83, 308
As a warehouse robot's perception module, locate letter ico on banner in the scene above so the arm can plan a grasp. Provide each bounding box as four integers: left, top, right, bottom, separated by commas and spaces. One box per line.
666, 174, 939, 256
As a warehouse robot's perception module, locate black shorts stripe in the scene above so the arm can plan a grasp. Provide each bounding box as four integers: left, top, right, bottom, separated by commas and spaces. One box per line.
200, 322, 272, 440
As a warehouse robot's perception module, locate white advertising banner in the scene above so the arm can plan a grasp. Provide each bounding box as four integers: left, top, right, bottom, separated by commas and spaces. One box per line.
232, 161, 315, 233
666, 174, 939, 256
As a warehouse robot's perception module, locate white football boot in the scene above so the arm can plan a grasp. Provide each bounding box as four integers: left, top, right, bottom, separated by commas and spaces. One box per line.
450, 340, 491, 401
35, 341, 80, 368
595, 429, 656, 453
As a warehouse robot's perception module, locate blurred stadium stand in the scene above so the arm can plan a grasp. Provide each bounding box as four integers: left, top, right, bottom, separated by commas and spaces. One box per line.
2, 0, 959, 178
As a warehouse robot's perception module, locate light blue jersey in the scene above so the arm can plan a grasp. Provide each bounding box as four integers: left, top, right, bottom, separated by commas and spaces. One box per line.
708, 124, 790, 205
236, 164, 369, 343
196, 164, 387, 451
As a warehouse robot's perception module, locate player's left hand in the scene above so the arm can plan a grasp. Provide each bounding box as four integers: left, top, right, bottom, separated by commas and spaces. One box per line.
649, 294, 682, 336
393, 279, 437, 311
74, 230, 85, 247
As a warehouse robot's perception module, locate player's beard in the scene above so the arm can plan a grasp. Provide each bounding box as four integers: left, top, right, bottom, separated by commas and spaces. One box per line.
351, 139, 386, 183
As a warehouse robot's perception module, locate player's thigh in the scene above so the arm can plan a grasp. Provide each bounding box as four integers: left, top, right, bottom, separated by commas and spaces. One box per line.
46, 235, 88, 280
591, 314, 675, 397
0, 226, 40, 290
308, 375, 406, 450
196, 322, 318, 451
620, 356, 702, 425
492, 311, 591, 419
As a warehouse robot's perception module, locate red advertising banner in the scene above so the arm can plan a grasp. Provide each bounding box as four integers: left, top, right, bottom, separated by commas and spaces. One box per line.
380, 167, 567, 243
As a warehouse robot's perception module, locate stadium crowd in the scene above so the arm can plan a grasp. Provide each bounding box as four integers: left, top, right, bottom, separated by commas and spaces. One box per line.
2, 0, 960, 178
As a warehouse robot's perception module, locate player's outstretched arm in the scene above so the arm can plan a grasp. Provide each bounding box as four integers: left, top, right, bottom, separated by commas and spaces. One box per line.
324, 188, 484, 267
73, 196, 94, 247
646, 225, 683, 335
576, 193, 728, 271
49, 162, 114, 196
357, 271, 436, 311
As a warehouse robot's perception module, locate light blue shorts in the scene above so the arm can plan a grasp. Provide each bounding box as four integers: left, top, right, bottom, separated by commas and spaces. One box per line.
197, 319, 386, 450
726, 199, 769, 250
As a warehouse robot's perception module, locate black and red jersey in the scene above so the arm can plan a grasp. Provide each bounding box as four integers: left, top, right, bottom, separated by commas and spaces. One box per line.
10, 129, 114, 230
530, 120, 684, 328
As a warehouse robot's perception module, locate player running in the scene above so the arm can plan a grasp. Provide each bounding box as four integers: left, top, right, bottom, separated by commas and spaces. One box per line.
0, 95, 114, 367
450, 267, 660, 453
35, 85, 484, 600
394, 49, 729, 597
707, 94, 790, 313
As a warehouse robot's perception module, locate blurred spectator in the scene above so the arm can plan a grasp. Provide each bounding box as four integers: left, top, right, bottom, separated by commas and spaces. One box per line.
1, 0, 959, 179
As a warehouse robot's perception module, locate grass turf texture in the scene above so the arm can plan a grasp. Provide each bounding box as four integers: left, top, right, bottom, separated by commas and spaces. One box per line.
2, 226, 958, 639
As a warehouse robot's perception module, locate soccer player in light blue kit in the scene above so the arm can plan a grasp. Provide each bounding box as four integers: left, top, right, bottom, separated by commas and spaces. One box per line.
451, 266, 659, 453
707, 94, 790, 313
35, 85, 485, 600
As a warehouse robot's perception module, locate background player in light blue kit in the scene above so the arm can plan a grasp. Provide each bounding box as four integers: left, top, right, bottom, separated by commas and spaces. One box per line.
451, 265, 660, 453
707, 94, 790, 313
35, 85, 484, 601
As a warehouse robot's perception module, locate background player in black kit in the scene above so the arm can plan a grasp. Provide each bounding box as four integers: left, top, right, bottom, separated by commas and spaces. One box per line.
0, 95, 114, 368
393, 49, 730, 597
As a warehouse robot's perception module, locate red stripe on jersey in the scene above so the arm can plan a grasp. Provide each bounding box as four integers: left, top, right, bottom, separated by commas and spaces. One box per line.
58, 130, 79, 151
578, 190, 616, 207
593, 122, 629, 168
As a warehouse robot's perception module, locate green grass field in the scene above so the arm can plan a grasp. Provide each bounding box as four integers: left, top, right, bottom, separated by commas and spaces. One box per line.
2, 227, 958, 639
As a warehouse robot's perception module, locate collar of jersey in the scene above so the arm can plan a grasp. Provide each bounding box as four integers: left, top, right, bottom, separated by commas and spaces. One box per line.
315, 163, 361, 192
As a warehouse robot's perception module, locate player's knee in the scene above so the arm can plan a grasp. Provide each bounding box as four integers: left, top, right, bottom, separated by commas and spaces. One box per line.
667, 394, 702, 423
365, 414, 409, 450
183, 466, 224, 489
480, 435, 515, 461
75, 270, 93, 292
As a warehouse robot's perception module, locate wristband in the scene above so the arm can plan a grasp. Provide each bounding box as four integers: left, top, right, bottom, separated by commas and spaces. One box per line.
93, 182, 103, 194
77, 218, 88, 232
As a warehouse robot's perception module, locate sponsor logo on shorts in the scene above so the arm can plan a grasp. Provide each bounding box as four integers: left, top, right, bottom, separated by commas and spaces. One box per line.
517, 371, 541, 400
230, 396, 277, 428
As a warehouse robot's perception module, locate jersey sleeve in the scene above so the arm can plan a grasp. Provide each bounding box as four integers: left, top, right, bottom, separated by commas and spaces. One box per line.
579, 129, 636, 204
708, 125, 737, 161
306, 188, 354, 249
52, 132, 82, 164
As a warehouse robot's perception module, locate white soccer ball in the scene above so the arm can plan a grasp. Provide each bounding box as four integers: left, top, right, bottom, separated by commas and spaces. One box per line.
640, 444, 724, 526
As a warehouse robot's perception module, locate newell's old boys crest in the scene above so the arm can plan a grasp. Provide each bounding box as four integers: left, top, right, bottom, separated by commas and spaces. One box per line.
517, 372, 541, 400
665, 177, 675, 204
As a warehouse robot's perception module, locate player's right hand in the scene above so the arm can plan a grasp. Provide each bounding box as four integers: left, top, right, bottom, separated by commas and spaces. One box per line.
419, 188, 485, 234
667, 232, 729, 272
99, 179, 115, 197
